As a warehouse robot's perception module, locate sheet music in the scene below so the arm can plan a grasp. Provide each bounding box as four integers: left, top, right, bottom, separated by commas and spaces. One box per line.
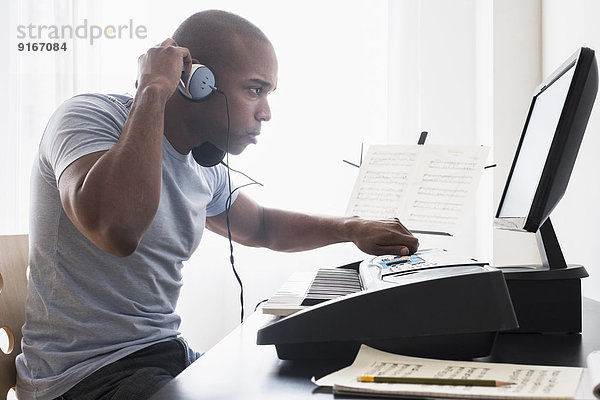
346, 144, 489, 234
313, 345, 584, 399
346, 146, 419, 218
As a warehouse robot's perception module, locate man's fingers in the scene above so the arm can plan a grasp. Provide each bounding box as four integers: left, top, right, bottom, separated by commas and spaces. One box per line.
137, 38, 194, 94
155, 38, 192, 74
393, 217, 412, 234
181, 51, 192, 75
380, 233, 419, 254
393, 246, 410, 256
383, 240, 418, 254
159, 37, 178, 47
369, 244, 410, 257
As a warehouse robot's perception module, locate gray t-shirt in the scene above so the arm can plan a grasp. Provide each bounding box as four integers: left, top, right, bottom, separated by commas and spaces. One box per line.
16, 93, 235, 400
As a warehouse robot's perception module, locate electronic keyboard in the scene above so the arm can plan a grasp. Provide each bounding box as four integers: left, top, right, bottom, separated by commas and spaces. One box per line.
262, 249, 488, 316
257, 249, 518, 361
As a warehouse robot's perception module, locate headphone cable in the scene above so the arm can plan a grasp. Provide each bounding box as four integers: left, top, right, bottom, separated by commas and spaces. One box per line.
214, 88, 263, 324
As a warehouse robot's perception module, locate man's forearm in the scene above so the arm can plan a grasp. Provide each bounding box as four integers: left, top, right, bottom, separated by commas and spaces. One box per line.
260, 208, 419, 256
259, 208, 351, 252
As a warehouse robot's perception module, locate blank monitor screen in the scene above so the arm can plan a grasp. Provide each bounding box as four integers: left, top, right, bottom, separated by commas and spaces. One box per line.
497, 65, 576, 218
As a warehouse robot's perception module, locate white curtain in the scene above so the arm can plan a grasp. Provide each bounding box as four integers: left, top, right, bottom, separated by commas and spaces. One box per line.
1, 0, 104, 235
2, 1, 69, 234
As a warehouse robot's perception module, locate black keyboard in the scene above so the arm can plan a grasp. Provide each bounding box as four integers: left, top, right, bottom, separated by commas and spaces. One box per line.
301, 268, 362, 306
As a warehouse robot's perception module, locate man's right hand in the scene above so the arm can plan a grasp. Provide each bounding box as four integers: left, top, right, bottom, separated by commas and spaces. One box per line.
136, 38, 192, 102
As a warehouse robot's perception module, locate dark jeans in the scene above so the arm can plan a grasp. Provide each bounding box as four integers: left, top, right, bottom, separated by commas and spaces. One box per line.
55, 338, 200, 400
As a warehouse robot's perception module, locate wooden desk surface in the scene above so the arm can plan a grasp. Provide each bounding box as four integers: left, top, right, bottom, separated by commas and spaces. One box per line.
150, 298, 600, 400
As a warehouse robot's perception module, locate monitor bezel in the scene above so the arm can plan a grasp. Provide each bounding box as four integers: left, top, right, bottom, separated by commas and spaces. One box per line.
495, 47, 598, 232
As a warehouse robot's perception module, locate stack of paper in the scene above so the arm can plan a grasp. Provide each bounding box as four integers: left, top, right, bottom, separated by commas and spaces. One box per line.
313, 345, 584, 399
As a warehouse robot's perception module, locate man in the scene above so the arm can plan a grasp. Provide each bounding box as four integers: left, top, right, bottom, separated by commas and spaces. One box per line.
16, 10, 418, 400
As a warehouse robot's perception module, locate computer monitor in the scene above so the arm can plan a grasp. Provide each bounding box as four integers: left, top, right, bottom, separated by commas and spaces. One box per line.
495, 47, 598, 269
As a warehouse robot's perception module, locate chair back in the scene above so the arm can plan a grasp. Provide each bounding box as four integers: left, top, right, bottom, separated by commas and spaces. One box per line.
0, 235, 29, 400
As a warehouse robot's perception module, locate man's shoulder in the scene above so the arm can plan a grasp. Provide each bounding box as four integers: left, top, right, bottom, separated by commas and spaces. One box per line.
59, 92, 133, 114
46, 93, 133, 136
38, 93, 133, 175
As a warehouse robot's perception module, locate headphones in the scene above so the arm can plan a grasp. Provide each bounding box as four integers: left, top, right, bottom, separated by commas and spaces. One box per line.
177, 63, 226, 167
178, 63, 217, 101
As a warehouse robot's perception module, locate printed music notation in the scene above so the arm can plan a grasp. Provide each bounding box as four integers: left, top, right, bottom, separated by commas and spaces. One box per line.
345, 144, 489, 235
314, 345, 584, 399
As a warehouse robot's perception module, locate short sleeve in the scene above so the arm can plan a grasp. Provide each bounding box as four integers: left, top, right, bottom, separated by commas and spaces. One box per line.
39, 94, 130, 184
205, 163, 239, 217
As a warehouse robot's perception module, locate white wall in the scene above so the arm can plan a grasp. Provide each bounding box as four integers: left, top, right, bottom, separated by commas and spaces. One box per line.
541, 0, 600, 301
490, 0, 543, 267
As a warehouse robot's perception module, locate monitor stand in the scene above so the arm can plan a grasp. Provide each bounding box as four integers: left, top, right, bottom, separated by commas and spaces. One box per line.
497, 218, 588, 333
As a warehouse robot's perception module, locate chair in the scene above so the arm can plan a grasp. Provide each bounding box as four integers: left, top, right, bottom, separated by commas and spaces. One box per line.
0, 235, 28, 400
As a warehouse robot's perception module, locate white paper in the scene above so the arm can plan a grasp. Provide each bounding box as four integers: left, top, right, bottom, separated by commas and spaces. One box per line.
346, 145, 420, 219
587, 351, 600, 399
314, 345, 583, 399
346, 145, 490, 235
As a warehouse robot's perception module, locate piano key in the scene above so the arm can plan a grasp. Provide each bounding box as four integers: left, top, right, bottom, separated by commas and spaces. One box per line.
263, 268, 363, 314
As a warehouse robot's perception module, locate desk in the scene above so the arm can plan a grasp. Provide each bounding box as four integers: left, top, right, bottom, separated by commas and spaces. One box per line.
150, 298, 600, 399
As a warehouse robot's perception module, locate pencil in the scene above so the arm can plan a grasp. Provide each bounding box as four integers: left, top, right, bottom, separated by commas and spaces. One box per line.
358, 376, 515, 387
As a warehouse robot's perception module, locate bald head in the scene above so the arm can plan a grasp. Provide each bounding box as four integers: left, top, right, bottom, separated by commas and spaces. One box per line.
172, 10, 272, 73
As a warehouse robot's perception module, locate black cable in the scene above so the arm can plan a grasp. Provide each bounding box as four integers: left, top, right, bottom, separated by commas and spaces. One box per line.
213, 88, 263, 324
221, 162, 264, 187
254, 298, 269, 312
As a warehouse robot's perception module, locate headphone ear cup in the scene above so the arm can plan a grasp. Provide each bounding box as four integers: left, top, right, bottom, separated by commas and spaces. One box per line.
192, 142, 226, 167
185, 64, 216, 101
